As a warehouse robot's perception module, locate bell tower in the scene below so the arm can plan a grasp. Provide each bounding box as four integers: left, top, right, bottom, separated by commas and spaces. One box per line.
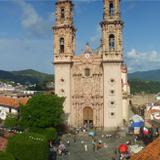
101, 0, 123, 62
53, 0, 75, 58
101, 0, 125, 129
53, 0, 75, 125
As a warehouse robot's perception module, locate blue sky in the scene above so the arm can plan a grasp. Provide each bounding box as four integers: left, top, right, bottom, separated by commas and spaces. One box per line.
0, 0, 160, 74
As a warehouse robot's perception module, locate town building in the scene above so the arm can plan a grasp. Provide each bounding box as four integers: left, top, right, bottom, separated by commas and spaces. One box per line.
53, 0, 130, 129
0, 96, 29, 120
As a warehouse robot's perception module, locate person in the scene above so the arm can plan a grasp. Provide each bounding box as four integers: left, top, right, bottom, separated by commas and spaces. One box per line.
92, 139, 96, 152
66, 140, 70, 146
73, 134, 76, 143
81, 140, 84, 146
49, 146, 57, 160
84, 144, 88, 151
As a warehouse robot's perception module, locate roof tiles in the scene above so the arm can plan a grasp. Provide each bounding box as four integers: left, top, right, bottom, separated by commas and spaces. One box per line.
131, 137, 160, 160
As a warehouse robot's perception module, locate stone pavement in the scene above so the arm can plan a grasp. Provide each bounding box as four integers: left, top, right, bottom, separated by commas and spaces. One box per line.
57, 131, 133, 160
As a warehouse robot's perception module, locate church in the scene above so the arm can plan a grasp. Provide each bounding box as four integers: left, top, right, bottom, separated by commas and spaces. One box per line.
53, 0, 130, 130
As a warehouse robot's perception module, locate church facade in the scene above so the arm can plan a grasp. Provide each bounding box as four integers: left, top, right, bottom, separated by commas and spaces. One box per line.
53, 0, 130, 129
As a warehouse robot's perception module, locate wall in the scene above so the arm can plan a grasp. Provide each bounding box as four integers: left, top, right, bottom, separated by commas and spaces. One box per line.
130, 94, 156, 107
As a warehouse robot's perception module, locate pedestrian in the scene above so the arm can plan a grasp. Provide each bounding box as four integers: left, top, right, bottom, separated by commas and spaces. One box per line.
92, 138, 96, 152
73, 134, 76, 143
81, 140, 84, 146
92, 143, 96, 152
66, 140, 70, 146
84, 144, 88, 151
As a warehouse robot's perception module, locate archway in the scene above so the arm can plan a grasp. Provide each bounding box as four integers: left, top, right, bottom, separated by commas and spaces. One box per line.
83, 107, 93, 125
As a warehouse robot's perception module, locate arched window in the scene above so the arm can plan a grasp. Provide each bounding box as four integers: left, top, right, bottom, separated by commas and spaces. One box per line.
109, 34, 115, 49
109, 2, 114, 16
60, 38, 64, 53
85, 68, 90, 77
61, 8, 65, 19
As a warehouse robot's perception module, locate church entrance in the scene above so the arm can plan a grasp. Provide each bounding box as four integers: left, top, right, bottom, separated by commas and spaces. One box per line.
83, 107, 93, 125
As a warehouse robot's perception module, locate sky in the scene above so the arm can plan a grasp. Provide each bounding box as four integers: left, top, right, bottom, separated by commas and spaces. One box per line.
0, 0, 160, 74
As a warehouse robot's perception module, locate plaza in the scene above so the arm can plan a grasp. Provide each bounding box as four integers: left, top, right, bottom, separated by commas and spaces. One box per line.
57, 130, 133, 160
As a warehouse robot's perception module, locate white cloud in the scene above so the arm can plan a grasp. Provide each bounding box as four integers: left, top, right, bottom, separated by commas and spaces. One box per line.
126, 49, 160, 73
15, 0, 51, 38
127, 49, 139, 59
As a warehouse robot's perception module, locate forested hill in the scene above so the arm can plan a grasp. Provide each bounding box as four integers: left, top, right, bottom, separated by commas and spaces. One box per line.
129, 79, 160, 94
0, 69, 160, 94
0, 69, 53, 85
128, 69, 160, 81
128, 69, 160, 94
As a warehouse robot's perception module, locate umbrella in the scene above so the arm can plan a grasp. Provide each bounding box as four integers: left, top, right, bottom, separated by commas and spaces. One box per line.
132, 114, 144, 122
88, 131, 96, 137
119, 144, 128, 153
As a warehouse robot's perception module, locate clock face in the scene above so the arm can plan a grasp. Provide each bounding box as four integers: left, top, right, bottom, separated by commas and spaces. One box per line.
85, 53, 90, 59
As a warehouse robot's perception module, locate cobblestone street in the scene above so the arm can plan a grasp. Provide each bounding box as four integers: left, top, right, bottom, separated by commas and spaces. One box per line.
57, 131, 133, 160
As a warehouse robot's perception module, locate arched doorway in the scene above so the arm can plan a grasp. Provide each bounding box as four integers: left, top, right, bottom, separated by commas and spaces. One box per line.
83, 107, 93, 125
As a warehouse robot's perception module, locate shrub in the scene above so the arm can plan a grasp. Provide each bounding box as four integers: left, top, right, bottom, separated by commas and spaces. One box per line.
7, 133, 49, 160
30, 127, 57, 141
45, 128, 57, 141
0, 151, 15, 160
4, 114, 17, 128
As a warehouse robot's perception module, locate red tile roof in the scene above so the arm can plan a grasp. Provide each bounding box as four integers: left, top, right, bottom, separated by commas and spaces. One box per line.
0, 137, 7, 151
0, 96, 29, 109
131, 137, 160, 160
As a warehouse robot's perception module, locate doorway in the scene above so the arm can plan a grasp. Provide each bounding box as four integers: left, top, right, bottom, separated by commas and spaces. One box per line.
83, 107, 93, 125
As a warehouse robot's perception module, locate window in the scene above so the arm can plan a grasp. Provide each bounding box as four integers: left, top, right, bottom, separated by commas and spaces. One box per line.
109, 2, 114, 16
111, 101, 115, 105
60, 38, 64, 53
111, 90, 114, 94
109, 34, 115, 49
109, 112, 116, 118
109, 100, 116, 108
85, 68, 90, 77
61, 8, 65, 19
110, 78, 115, 83
111, 112, 115, 116
109, 89, 115, 96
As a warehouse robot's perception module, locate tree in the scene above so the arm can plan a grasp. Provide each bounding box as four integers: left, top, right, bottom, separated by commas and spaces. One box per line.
0, 151, 15, 160
4, 114, 17, 128
19, 94, 64, 130
7, 133, 48, 160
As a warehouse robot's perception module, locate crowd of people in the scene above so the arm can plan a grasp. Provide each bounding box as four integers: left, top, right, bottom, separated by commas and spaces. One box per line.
48, 122, 160, 160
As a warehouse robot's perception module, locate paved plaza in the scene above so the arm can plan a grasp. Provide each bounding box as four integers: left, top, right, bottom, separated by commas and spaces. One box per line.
57, 130, 133, 160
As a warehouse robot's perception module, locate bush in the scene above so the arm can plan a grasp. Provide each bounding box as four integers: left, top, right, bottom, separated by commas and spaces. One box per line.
7, 133, 49, 160
4, 114, 17, 128
0, 151, 15, 160
30, 127, 57, 141
45, 128, 57, 141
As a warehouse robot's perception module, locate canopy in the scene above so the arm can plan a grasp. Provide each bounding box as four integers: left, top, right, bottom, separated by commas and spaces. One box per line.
131, 121, 144, 128
132, 114, 144, 122
119, 144, 128, 153
88, 131, 96, 137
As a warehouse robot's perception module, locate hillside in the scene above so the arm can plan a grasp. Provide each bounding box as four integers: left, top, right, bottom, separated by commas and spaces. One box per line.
0, 69, 160, 93
129, 69, 160, 81
129, 79, 160, 94
0, 69, 53, 85
128, 69, 160, 94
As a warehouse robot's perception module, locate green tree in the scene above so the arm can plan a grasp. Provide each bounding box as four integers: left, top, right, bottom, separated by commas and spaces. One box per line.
0, 151, 15, 160
19, 94, 64, 130
7, 133, 48, 160
4, 114, 17, 128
